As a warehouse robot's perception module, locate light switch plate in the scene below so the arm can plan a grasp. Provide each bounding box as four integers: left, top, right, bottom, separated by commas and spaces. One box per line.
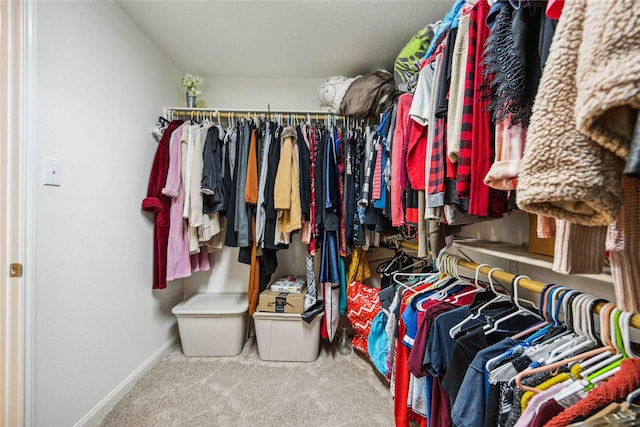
43, 157, 62, 186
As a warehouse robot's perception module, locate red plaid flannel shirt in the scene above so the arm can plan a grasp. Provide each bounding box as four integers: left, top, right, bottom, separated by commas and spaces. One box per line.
455, 6, 478, 198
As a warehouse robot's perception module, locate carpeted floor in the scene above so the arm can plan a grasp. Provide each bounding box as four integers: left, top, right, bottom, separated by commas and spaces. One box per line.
95, 337, 394, 427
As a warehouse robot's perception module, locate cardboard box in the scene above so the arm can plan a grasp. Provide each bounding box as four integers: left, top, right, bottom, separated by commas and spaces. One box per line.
258, 288, 307, 314
528, 214, 555, 257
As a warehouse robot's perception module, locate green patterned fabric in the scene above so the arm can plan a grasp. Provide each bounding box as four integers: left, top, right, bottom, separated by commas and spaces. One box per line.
394, 23, 438, 91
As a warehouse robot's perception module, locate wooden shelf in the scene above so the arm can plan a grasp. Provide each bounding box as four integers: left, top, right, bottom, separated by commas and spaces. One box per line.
451, 239, 613, 284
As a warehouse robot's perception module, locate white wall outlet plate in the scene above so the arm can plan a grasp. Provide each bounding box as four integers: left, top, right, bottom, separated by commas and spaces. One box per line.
43, 157, 62, 186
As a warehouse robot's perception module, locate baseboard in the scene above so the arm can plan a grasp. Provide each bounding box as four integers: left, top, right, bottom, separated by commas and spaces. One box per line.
73, 335, 179, 427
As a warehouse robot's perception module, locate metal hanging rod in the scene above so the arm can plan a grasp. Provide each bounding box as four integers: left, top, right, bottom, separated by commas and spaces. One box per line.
164, 107, 347, 122
394, 243, 640, 329
453, 256, 640, 330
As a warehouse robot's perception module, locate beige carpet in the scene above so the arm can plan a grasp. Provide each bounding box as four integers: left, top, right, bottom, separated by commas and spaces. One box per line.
95, 337, 394, 427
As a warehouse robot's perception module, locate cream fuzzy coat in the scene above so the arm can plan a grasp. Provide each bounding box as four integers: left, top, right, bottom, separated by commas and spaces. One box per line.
517, 0, 640, 226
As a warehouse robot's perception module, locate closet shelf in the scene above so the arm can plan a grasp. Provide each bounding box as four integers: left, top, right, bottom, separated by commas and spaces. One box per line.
451, 238, 613, 285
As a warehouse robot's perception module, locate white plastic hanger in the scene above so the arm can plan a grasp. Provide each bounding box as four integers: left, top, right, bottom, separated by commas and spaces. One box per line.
466, 267, 508, 318
421, 256, 468, 306
448, 263, 491, 338
392, 271, 441, 295
544, 293, 598, 364
620, 311, 639, 358
484, 275, 544, 334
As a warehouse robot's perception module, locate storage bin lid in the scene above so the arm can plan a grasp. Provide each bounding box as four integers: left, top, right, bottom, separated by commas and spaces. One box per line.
253, 311, 324, 322
172, 293, 248, 315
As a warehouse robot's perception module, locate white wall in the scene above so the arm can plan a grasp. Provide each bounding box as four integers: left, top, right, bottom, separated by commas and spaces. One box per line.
457, 211, 530, 246
199, 76, 326, 111
35, 2, 183, 425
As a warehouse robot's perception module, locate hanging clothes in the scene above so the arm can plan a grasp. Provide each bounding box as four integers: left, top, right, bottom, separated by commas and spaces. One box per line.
263, 125, 285, 251
297, 125, 312, 233
517, 0, 627, 226
142, 120, 183, 289
255, 121, 273, 248
306, 125, 319, 308
391, 94, 413, 227
223, 123, 240, 247
274, 125, 302, 242
201, 125, 226, 215
163, 123, 194, 281
320, 127, 341, 341
234, 120, 252, 248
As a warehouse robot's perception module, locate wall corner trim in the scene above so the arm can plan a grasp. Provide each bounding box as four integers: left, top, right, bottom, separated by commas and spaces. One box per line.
73, 334, 179, 427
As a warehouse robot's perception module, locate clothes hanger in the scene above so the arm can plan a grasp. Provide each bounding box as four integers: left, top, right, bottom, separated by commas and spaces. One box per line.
542, 293, 599, 364
550, 296, 603, 369
405, 257, 458, 300
484, 275, 544, 334
401, 257, 432, 274
392, 262, 441, 295
466, 267, 509, 317
575, 303, 619, 373
532, 291, 587, 364
512, 290, 580, 354
420, 255, 469, 305
627, 386, 640, 407
563, 290, 584, 334
547, 285, 570, 328
447, 276, 486, 305
520, 285, 568, 344
558, 304, 625, 397
510, 284, 557, 340
447, 263, 494, 338
378, 245, 412, 273
620, 311, 640, 358
392, 272, 439, 295
515, 343, 616, 394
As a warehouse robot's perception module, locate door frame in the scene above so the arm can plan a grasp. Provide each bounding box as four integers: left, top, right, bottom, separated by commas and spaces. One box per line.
1, 1, 36, 425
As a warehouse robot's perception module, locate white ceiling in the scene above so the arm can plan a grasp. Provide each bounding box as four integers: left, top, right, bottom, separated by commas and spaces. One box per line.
116, 1, 453, 79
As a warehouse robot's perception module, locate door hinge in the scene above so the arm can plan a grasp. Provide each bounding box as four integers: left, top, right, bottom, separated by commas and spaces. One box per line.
9, 263, 23, 278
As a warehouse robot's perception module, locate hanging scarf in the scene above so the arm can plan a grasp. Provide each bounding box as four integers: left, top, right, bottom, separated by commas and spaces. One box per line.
306, 126, 318, 308
334, 126, 348, 258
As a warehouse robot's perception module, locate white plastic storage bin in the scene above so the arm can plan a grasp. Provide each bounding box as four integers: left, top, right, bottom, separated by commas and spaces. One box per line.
252, 311, 323, 362
172, 293, 248, 357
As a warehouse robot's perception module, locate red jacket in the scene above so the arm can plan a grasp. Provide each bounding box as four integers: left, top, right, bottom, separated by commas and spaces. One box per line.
142, 120, 182, 289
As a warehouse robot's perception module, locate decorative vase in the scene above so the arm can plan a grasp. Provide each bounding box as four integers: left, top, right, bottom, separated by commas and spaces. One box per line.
337, 326, 352, 355
186, 91, 196, 108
